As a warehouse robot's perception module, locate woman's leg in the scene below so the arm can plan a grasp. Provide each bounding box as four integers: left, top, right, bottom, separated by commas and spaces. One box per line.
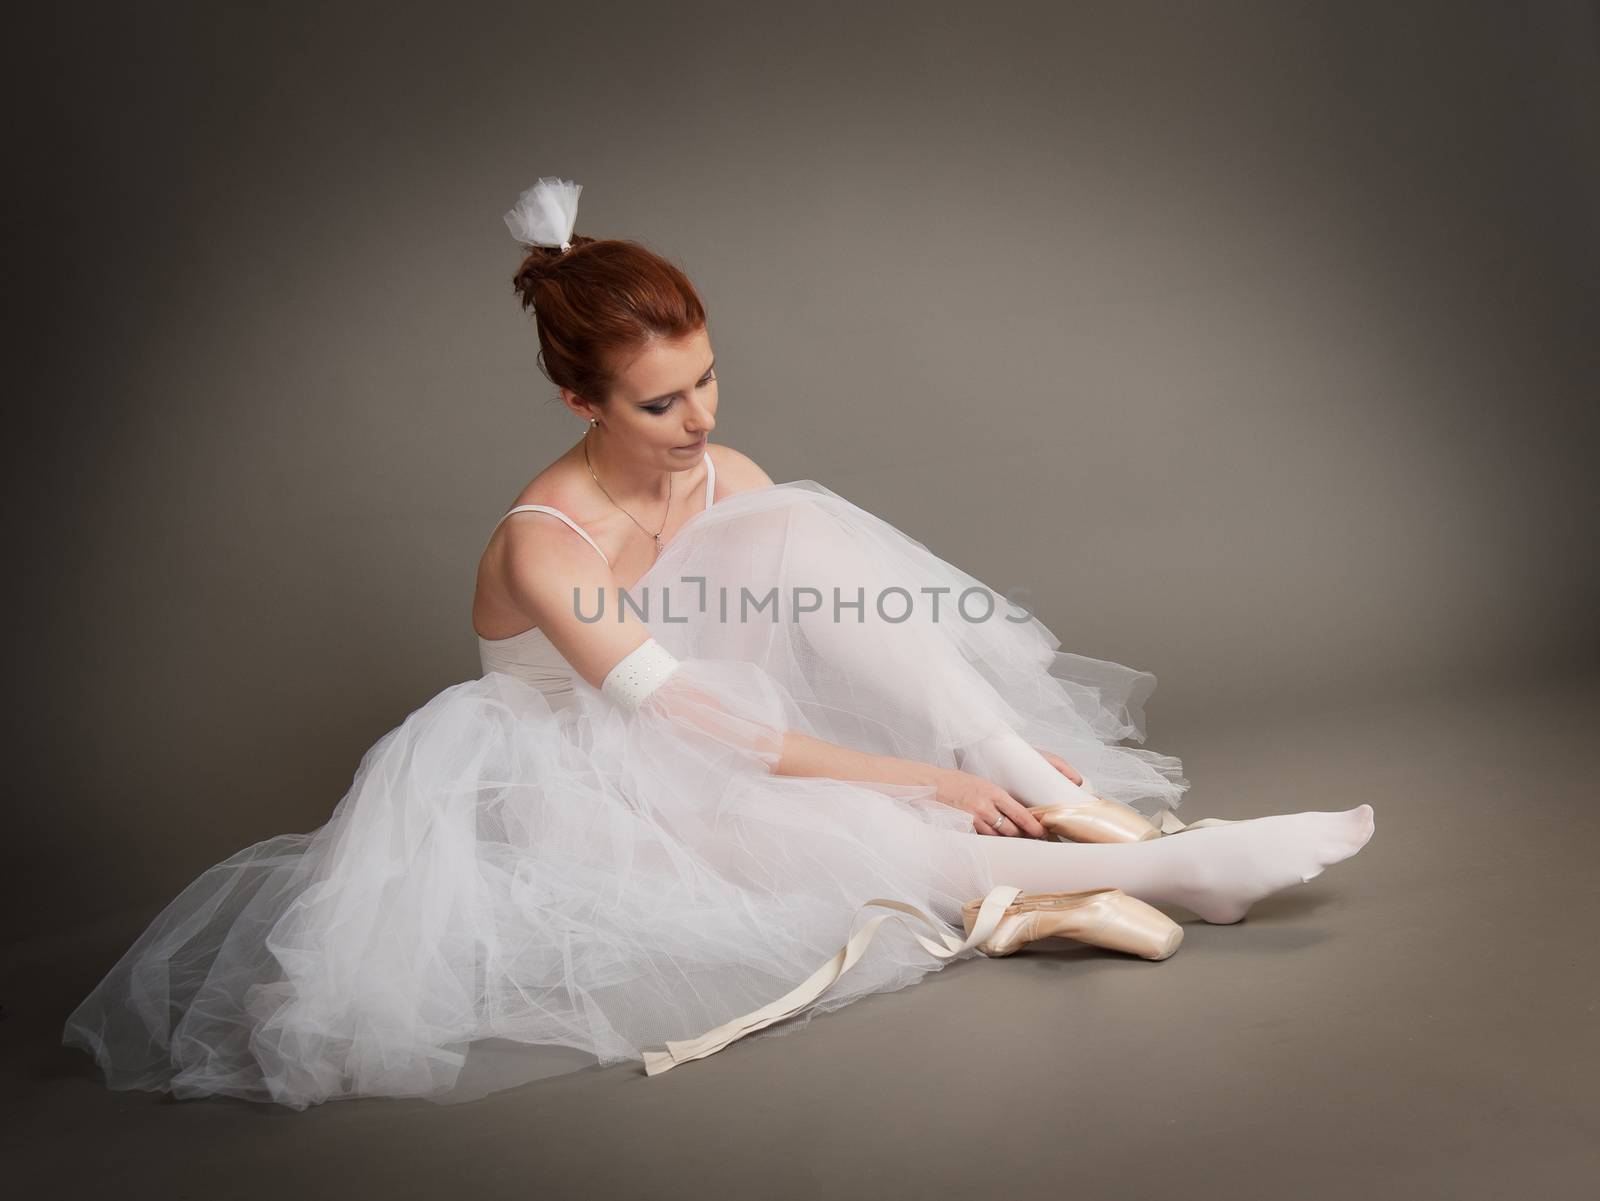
956, 727, 1098, 809
783, 507, 1104, 810
768, 505, 1379, 923
955, 803, 1376, 923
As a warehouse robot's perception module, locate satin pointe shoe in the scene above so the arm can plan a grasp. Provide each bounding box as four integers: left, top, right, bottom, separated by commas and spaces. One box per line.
1030, 795, 1160, 844
960, 888, 1183, 961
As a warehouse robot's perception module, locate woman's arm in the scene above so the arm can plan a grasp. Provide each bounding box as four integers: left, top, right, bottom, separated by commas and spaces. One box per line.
775, 730, 941, 788
775, 731, 1046, 838
497, 509, 1046, 838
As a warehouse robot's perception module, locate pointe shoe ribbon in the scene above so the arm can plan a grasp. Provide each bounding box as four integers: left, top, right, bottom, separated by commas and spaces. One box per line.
1155, 810, 1241, 834
641, 884, 1026, 1077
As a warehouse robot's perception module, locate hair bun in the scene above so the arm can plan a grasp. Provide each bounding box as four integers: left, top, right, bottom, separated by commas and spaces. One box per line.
512, 247, 553, 310
512, 237, 597, 311
507, 235, 706, 405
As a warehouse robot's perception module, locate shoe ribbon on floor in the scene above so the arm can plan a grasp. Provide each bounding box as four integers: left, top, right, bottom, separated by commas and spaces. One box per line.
641, 884, 1027, 1076
642, 790, 1236, 1076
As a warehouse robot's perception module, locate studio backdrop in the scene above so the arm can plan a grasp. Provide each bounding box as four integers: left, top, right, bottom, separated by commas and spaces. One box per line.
10, 0, 1597, 942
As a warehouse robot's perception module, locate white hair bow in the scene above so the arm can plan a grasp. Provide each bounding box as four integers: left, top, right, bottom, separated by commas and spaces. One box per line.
503, 176, 583, 251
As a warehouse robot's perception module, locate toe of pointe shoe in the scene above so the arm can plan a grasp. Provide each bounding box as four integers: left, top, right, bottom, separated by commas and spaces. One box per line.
1151, 922, 1184, 961
1033, 800, 1160, 844
1089, 893, 1185, 960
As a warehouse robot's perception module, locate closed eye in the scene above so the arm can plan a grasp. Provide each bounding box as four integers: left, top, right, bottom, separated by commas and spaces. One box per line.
641, 370, 716, 414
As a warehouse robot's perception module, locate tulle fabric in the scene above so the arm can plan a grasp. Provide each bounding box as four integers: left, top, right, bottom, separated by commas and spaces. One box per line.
63, 480, 1188, 1108
643, 481, 1188, 812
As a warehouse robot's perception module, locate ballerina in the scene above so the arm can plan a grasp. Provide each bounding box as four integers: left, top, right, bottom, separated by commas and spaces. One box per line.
61, 176, 1373, 1107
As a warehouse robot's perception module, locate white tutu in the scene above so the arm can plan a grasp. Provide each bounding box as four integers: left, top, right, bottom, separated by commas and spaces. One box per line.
63, 481, 1189, 1108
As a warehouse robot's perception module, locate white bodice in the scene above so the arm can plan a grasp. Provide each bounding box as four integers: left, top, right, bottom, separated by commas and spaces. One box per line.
476, 452, 716, 707
477, 624, 586, 708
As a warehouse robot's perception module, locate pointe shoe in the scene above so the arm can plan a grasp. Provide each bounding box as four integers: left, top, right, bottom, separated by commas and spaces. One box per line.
1030, 795, 1160, 843
960, 888, 1183, 960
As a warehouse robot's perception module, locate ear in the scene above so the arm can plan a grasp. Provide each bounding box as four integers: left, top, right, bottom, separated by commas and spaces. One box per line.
558, 387, 601, 424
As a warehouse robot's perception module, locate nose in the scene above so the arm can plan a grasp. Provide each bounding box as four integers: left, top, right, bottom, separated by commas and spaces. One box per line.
683, 397, 715, 436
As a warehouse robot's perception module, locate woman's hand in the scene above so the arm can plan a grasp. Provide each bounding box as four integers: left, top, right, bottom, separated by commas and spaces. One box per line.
933, 769, 1048, 838
1033, 747, 1084, 788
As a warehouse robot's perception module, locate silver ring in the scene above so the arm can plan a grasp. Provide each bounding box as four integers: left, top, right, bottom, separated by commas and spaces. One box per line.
991, 814, 1008, 832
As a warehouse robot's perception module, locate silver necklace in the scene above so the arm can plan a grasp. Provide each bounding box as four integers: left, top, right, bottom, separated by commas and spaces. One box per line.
584, 426, 671, 557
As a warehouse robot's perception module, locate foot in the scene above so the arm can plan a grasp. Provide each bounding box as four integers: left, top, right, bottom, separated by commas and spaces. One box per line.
1033, 796, 1162, 844
1159, 804, 1375, 924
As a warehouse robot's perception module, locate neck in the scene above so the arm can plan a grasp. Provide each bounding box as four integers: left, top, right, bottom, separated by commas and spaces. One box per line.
582, 427, 677, 511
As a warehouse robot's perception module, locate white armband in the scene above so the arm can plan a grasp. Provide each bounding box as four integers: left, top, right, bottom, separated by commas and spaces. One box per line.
601, 638, 681, 710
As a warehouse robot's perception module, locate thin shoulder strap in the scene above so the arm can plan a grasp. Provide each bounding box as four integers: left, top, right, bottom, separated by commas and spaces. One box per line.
490, 504, 611, 566
703, 451, 716, 509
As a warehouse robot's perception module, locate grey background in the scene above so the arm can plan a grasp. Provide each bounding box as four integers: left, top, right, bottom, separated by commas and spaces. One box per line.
15, 0, 1595, 937
6, 3, 1598, 1197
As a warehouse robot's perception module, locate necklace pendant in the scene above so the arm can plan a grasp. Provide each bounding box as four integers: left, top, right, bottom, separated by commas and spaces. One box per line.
653, 533, 663, 556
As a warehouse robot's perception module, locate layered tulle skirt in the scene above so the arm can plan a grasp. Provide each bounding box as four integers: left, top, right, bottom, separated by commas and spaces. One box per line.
63, 481, 1189, 1108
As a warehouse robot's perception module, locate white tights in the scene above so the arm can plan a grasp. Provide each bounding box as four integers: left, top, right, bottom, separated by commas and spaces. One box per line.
781, 508, 1096, 812
781, 507, 1377, 921
954, 807, 1376, 922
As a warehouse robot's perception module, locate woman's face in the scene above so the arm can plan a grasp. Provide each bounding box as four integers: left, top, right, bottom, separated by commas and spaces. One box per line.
569, 327, 718, 471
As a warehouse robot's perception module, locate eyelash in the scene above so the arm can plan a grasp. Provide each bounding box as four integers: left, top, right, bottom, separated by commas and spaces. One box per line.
643, 373, 715, 414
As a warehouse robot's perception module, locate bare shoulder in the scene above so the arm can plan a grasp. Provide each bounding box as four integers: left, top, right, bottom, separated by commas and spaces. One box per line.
506, 449, 594, 515
486, 450, 609, 554
707, 442, 776, 497
477, 450, 607, 608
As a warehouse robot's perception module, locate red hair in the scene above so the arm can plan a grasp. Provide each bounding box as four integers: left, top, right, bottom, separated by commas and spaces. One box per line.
512, 237, 708, 405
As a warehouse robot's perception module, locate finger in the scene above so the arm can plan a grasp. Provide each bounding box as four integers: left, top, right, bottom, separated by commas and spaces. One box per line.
1051, 753, 1084, 785
987, 804, 1021, 837
1037, 747, 1084, 786
1000, 795, 1049, 839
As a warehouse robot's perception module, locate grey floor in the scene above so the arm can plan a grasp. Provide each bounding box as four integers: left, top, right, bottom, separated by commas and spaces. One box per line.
5, 674, 1597, 1200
